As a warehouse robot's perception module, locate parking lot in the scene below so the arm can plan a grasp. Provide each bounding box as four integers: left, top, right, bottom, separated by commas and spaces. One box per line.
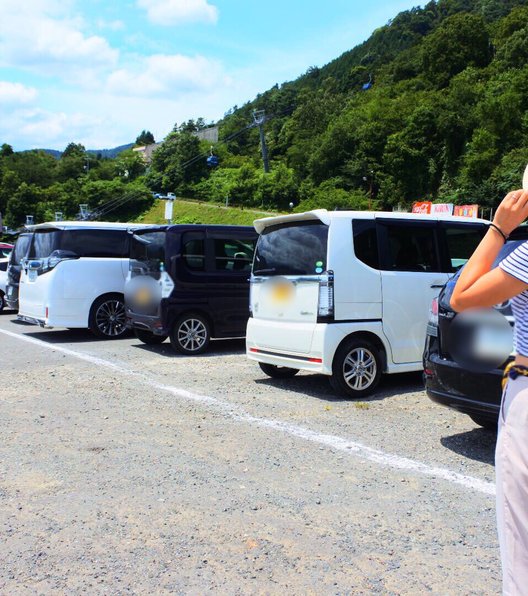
0, 311, 500, 594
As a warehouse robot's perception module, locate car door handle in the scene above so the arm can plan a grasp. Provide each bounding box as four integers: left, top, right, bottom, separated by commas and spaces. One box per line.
430, 284, 444, 289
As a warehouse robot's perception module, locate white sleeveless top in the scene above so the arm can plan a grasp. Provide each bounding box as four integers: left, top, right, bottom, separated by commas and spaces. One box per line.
499, 241, 528, 356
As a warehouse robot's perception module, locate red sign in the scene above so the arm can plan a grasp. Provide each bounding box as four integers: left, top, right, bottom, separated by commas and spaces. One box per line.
412, 201, 432, 214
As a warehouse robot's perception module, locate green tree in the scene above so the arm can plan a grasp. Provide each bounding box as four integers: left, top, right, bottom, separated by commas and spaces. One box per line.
421, 13, 492, 87
5, 183, 45, 226
0, 143, 14, 157
149, 131, 207, 193
114, 149, 146, 181
135, 130, 155, 145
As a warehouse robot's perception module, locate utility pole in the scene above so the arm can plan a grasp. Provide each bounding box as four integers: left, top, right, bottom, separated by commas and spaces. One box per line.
253, 110, 270, 173
363, 170, 374, 210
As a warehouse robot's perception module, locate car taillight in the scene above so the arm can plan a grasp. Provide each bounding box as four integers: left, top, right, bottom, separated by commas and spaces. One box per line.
429, 297, 439, 326
318, 271, 334, 318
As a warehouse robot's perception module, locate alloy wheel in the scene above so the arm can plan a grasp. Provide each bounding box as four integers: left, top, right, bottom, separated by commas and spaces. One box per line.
95, 299, 127, 337
177, 318, 208, 352
342, 347, 377, 391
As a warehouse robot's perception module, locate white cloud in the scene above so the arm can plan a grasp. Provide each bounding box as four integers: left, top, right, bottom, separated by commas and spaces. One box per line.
137, 0, 218, 26
0, 106, 107, 150
0, 82, 38, 105
0, 0, 118, 78
107, 54, 229, 97
97, 19, 126, 32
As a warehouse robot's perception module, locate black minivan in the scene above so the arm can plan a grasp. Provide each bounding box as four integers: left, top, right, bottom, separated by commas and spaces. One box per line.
125, 224, 258, 354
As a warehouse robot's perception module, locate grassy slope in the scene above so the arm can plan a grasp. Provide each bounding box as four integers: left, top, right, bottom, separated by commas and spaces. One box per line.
135, 199, 283, 226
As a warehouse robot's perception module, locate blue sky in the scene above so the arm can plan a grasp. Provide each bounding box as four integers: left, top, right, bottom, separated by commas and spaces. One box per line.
0, 0, 420, 151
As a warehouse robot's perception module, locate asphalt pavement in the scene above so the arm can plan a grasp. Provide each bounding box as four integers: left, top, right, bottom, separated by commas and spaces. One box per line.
0, 311, 500, 594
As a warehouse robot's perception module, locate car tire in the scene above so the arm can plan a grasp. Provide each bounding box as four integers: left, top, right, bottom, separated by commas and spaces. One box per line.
258, 362, 299, 379
134, 328, 168, 345
169, 313, 210, 355
469, 414, 498, 431
330, 337, 382, 398
89, 294, 128, 339
0, 291, 5, 312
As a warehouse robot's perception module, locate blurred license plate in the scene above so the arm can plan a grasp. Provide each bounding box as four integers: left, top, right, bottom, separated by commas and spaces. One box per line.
271, 280, 295, 304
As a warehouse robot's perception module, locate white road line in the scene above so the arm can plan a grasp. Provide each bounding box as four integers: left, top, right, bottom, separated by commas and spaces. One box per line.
0, 328, 496, 496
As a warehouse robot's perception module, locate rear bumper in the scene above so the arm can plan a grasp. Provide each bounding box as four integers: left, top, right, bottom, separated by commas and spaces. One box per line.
424, 349, 502, 419
17, 314, 48, 328
126, 310, 165, 336
246, 317, 396, 375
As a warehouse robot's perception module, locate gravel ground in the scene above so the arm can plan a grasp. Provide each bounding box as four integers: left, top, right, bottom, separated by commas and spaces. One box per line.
0, 311, 500, 595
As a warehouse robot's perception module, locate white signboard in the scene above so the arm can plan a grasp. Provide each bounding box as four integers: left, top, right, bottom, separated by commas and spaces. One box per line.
164, 200, 174, 221
431, 203, 454, 215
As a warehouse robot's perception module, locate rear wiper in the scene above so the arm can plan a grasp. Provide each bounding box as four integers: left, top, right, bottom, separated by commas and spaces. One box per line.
253, 267, 278, 275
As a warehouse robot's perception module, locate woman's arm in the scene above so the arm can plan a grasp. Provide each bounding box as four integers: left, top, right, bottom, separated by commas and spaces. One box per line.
450, 189, 528, 312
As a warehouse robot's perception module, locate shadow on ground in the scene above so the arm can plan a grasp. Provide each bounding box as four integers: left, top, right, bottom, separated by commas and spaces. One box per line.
440, 428, 496, 466
131, 338, 246, 358
19, 327, 131, 344
254, 371, 425, 403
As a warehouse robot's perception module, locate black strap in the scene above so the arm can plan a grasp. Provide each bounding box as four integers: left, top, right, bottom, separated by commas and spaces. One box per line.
489, 223, 508, 243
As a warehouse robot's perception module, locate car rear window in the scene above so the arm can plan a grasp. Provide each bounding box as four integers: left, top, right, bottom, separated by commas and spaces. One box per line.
131, 231, 166, 263
253, 221, 328, 276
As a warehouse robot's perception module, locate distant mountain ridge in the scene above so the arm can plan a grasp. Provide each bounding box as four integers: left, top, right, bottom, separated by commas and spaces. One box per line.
34, 143, 134, 159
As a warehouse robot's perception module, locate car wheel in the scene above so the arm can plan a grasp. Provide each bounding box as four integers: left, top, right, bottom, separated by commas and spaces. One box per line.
0, 291, 5, 312
258, 362, 299, 379
469, 414, 498, 431
330, 338, 382, 398
134, 328, 168, 345
170, 313, 210, 355
89, 294, 127, 339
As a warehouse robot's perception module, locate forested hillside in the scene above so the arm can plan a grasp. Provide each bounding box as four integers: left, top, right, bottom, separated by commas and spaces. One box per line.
2, 0, 528, 228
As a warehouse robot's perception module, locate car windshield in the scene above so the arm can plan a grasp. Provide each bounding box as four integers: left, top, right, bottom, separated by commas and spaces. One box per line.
253, 221, 329, 276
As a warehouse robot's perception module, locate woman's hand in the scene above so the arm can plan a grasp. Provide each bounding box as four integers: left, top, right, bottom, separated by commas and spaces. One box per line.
493, 189, 528, 236
450, 188, 528, 312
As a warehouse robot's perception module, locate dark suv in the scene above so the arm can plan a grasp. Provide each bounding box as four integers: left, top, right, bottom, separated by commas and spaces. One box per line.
423, 226, 528, 429
125, 224, 258, 354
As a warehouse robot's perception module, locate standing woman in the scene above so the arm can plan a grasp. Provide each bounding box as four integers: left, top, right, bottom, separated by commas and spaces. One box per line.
451, 189, 528, 595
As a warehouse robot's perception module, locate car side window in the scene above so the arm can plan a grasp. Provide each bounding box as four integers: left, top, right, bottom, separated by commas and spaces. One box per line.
444, 225, 486, 272
60, 230, 128, 258
353, 220, 379, 269
182, 236, 205, 271
213, 238, 255, 272
383, 224, 440, 272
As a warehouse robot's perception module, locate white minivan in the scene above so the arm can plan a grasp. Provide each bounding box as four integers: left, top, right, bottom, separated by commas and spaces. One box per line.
246, 209, 488, 397
18, 221, 149, 338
